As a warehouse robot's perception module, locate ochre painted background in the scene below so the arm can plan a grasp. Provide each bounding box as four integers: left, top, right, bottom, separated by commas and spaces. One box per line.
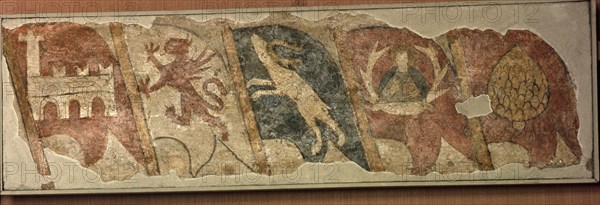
1, 0, 599, 204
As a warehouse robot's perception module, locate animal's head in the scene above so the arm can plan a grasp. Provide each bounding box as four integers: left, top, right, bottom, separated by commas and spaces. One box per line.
164, 37, 192, 55
251, 34, 303, 70
251, 34, 267, 49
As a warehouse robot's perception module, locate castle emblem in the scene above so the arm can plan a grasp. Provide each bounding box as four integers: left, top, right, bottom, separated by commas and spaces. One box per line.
20, 30, 117, 121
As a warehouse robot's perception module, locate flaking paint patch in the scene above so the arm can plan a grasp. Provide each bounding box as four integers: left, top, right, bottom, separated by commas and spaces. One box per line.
488, 142, 530, 169
87, 132, 141, 182
435, 139, 478, 174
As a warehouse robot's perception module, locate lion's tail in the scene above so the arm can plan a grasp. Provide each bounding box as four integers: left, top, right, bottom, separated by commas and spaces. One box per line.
202, 78, 228, 111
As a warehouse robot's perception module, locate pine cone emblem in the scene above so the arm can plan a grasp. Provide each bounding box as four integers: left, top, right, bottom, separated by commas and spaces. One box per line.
488, 47, 550, 129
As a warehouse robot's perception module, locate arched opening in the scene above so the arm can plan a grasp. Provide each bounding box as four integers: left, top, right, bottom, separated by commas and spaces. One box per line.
69, 100, 80, 119
92, 97, 106, 118
43, 101, 58, 120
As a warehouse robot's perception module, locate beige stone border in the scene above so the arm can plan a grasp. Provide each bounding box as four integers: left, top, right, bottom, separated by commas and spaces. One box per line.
222, 27, 271, 175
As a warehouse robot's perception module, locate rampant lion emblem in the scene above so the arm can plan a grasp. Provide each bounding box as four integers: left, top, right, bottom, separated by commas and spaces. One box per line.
140, 37, 229, 141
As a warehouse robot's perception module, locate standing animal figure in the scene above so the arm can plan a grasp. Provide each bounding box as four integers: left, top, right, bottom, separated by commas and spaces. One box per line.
248, 34, 346, 155
140, 37, 229, 141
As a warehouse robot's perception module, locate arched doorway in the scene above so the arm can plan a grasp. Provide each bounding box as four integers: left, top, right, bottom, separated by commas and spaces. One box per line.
92, 97, 105, 118
43, 101, 58, 120
69, 100, 80, 119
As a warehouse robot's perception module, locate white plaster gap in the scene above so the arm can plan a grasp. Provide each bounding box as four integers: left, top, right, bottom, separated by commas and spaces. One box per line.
455, 94, 493, 118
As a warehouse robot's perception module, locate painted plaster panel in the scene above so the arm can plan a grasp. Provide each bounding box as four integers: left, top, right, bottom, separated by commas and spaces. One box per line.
0, 0, 596, 193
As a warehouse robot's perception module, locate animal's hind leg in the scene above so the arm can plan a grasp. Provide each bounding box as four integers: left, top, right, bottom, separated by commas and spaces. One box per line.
318, 114, 346, 147
305, 119, 323, 155
197, 111, 229, 141
167, 96, 192, 126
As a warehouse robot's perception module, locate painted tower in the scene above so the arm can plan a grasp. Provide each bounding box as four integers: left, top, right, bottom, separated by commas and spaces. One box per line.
20, 30, 117, 120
